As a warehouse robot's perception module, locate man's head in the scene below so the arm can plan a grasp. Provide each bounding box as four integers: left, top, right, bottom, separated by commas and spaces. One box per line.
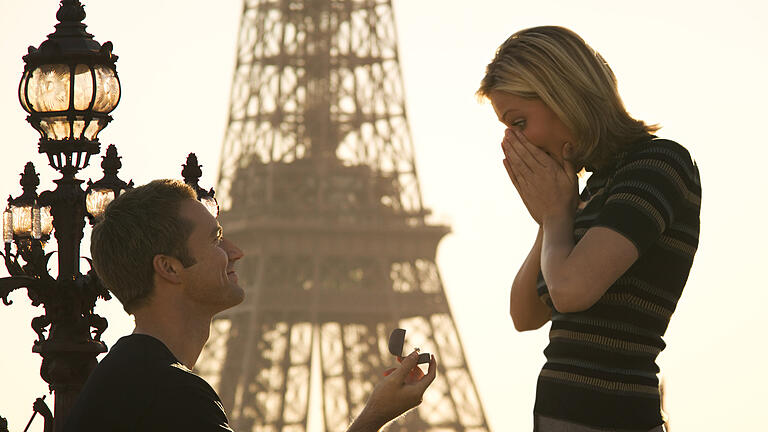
90, 179, 244, 314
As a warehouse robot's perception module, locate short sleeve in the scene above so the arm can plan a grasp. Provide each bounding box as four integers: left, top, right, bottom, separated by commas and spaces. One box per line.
142, 366, 235, 432
593, 140, 700, 254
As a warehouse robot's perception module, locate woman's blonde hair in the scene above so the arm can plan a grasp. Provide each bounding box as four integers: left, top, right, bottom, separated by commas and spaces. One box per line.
477, 26, 658, 170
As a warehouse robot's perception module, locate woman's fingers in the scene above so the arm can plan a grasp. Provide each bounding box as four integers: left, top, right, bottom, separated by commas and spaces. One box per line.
506, 157, 543, 223
505, 158, 542, 223
503, 153, 533, 193
510, 129, 551, 168
502, 135, 535, 175
502, 137, 537, 196
502, 158, 517, 185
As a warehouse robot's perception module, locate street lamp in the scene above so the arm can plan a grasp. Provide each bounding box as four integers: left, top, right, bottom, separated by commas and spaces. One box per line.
182, 153, 220, 218
84, 144, 134, 221
6, 163, 54, 246
18, 0, 119, 173
0, 2, 218, 431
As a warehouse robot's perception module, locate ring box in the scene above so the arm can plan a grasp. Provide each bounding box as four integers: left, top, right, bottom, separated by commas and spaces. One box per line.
388, 328, 431, 364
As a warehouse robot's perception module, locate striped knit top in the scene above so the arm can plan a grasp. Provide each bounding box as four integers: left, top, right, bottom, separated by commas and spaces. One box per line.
534, 138, 701, 430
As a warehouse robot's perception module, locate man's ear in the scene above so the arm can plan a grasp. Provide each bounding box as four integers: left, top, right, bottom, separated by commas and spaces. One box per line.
152, 254, 184, 284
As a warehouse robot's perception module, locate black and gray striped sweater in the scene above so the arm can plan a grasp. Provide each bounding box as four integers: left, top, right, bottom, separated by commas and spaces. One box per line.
534, 138, 701, 430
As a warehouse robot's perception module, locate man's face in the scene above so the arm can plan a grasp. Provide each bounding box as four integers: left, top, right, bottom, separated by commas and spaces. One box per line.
177, 199, 245, 313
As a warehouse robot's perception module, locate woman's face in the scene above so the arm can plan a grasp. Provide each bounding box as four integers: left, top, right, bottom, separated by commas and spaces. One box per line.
489, 90, 575, 165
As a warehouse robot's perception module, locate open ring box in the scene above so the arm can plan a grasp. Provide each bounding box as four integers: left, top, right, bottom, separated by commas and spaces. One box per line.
388, 328, 431, 364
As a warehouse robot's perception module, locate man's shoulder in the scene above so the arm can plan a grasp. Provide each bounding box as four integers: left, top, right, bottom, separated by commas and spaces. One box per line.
150, 363, 232, 431
95, 333, 219, 395
160, 358, 220, 397
104, 333, 174, 363
83, 334, 172, 385
85, 334, 175, 387
64, 334, 184, 432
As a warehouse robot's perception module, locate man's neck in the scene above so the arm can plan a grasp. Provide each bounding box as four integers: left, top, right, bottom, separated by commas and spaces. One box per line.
132, 307, 211, 369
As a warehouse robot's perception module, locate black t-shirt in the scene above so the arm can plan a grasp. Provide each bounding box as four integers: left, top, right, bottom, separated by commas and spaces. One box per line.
65, 334, 234, 432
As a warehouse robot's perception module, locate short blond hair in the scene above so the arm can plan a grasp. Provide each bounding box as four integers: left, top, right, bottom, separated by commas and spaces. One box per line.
478, 26, 658, 170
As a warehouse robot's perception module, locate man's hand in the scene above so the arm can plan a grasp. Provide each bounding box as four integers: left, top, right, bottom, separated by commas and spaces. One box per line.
347, 350, 437, 432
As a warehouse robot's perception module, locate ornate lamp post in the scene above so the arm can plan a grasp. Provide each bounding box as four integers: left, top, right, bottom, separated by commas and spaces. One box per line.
0, 2, 218, 431
182, 153, 220, 218
3, 1, 121, 429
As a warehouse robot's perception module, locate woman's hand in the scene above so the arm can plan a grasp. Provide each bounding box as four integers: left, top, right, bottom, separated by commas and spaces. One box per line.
501, 129, 578, 225
503, 156, 542, 225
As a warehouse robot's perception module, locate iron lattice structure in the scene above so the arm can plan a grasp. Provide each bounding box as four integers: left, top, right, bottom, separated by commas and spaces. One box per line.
197, 1, 490, 431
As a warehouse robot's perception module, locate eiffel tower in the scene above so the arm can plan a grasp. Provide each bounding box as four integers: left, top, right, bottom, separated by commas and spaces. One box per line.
195, 1, 490, 431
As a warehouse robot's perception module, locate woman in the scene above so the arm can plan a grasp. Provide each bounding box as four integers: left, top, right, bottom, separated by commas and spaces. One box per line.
477, 26, 700, 431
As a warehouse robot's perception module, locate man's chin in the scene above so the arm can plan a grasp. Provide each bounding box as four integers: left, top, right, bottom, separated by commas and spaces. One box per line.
210, 286, 246, 315
229, 285, 246, 306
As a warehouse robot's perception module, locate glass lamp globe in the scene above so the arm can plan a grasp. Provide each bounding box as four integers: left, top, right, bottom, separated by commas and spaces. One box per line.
85, 144, 133, 221
2, 208, 13, 244
7, 163, 54, 242
85, 188, 115, 220
19, 63, 120, 142
18, 0, 120, 172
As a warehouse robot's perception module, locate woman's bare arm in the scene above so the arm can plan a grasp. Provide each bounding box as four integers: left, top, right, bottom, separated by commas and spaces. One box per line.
541, 217, 638, 313
510, 227, 551, 331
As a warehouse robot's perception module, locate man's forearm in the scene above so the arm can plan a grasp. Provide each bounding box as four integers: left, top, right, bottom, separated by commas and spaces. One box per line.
347, 409, 385, 432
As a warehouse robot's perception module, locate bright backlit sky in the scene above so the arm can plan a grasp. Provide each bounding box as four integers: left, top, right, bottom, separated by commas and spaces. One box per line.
1, 1, 767, 431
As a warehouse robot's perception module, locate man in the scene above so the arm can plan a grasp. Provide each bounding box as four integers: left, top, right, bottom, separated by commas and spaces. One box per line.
65, 180, 436, 431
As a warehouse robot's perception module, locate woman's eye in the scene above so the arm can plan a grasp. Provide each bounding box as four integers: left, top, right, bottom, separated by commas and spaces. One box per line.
510, 119, 526, 129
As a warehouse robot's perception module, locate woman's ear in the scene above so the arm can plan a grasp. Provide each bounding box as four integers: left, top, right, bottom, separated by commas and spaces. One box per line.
562, 142, 573, 161
152, 254, 183, 285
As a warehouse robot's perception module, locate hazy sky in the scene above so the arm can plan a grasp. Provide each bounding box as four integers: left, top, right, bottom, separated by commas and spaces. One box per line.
1, 1, 767, 431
